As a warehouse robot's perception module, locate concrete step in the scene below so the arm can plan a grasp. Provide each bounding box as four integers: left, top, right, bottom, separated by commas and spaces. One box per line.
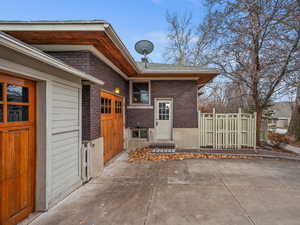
150, 142, 176, 149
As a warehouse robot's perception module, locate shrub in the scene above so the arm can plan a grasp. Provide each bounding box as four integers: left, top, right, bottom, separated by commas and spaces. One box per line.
267, 132, 290, 147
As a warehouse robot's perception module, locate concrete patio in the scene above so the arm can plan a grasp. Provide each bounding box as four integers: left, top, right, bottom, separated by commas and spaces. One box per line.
29, 153, 300, 225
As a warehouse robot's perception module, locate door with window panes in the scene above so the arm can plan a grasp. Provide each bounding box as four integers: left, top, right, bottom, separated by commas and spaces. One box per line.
155, 99, 173, 140
0, 73, 36, 225
100, 92, 124, 163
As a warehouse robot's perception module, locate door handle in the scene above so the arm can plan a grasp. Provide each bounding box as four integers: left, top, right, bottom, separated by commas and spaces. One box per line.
156, 121, 158, 126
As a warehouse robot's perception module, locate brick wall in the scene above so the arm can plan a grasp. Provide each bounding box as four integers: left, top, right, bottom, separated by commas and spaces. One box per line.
48, 51, 198, 140
127, 80, 198, 128
48, 51, 129, 141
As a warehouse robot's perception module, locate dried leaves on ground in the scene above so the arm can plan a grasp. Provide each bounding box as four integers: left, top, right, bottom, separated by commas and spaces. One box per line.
128, 147, 262, 163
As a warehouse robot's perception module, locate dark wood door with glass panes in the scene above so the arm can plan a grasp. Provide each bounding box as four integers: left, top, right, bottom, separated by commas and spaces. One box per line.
0, 73, 36, 225
100, 91, 124, 163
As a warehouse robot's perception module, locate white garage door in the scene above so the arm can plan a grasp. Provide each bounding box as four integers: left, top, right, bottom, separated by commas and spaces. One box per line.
50, 81, 81, 203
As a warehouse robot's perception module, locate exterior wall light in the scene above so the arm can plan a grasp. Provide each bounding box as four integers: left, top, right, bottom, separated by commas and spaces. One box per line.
114, 88, 120, 94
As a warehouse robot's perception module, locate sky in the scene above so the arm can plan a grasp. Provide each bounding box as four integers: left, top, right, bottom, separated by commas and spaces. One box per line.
0, 0, 207, 63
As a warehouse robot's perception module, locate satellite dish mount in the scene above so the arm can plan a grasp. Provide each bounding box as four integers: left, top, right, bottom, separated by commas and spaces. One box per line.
134, 40, 154, 68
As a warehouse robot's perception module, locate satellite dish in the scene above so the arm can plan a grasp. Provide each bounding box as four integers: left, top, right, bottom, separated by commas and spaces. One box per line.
134, 40, 154, 68
135, 40, 154, 56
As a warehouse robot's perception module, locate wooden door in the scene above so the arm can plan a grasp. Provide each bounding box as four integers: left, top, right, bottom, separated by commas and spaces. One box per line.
100, 92, 124, 163
0, 73, 36, 225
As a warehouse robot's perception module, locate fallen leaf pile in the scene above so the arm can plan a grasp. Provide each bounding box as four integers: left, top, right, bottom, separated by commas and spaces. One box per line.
128, 147, 263, 163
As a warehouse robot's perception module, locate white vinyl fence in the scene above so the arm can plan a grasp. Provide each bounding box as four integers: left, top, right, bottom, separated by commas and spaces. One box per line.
199, 109, 256, 149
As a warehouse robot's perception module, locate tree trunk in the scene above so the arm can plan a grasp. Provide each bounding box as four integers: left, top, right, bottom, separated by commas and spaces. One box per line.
288, 83, 300, 139
256, 109, 262, 147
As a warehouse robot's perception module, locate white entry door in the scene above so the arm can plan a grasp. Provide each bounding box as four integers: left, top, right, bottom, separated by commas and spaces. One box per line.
155, 99, 173, 140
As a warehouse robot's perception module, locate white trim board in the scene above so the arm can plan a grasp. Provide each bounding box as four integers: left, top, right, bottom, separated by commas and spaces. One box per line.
127, 105, 154, 109
34, 44, 128, 80
129, 77, 199, 81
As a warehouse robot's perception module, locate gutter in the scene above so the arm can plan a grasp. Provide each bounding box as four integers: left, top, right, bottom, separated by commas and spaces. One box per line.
0, 32, 104, 85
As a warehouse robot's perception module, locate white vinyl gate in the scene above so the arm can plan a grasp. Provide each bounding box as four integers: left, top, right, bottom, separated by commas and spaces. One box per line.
199, 109, 256, 149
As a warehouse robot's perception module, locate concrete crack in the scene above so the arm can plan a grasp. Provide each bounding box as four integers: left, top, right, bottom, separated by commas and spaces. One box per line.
143, 185, 156, 225
216, 167, 257, 225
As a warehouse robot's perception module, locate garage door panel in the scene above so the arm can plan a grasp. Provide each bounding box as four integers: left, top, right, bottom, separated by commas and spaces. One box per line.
53, 93, 78, 102
50, 82, 81, 203
52, 120, 79, 129
52, 138, 79, 152
52, 108, 79, 116
53, 101, 79, 109
53, 82, 79, 93
52, 131, 79, 143
52, 113, 79, 121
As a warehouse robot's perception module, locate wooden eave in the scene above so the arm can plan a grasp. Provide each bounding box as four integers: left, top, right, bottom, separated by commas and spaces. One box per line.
5, 30, 137, 76
135, 73, 217, 85
3, 29, 219, 84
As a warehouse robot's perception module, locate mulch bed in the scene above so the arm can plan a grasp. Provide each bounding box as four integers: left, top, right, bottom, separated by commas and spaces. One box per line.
128, 147, 300, 163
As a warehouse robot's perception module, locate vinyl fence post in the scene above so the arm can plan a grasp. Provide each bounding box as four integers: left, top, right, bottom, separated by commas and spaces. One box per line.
237, 108, 242, 149
213, 108, 216, 149
254, 111, 257, 149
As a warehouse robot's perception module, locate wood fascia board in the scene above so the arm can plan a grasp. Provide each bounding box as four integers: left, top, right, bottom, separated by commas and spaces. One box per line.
34, 44, 129, 80
0, 22, 138, 75
0, 32, 104, 85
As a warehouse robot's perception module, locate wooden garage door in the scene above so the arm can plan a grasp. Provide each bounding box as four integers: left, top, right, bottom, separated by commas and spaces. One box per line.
100, 92, 124, 163
0, 73, 35, 225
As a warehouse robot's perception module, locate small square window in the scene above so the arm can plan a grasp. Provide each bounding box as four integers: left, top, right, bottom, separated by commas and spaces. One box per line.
140, 129, 148, 138
132, 129, 140, 138
7, 84, 29, 103
131, 128, 148, 139
8, 105, 28, 122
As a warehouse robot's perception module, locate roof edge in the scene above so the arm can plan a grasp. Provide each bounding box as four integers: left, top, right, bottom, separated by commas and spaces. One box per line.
103, 24, 139, 72
0, 32, 104, 85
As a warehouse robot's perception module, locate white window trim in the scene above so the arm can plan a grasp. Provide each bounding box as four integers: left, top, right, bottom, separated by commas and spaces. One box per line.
129, 80, 151, 106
